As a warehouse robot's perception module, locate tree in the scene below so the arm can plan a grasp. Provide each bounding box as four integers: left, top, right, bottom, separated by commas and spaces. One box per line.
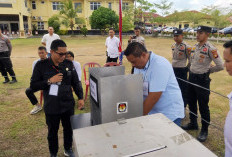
183, 11, 206, 28
90, 7, 118, 34
59, 0, 83, 35
48, 15, 61, 33
154, 0, 173, 16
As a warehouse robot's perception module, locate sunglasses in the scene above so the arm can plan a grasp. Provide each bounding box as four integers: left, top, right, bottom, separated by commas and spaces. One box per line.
54, 51, 67, 57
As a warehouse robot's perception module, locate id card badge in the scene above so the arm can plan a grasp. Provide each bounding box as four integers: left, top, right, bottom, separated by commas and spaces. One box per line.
49, 84, 59, 96
143, 81, 149, 97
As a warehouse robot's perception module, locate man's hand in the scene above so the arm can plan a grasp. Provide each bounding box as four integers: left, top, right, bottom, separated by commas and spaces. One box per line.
49, 73, 63, 83
78, 99, 84, 110
128, 36, 133, 42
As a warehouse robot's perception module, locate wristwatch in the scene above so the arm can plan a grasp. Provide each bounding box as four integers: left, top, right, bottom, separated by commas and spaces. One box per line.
47, 79, 52, 85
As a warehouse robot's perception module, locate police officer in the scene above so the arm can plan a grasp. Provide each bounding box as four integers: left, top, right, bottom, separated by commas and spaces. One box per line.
30, 39, 84, 157
171, 29, 192, 107
182, 26, 224, 142
128, 26, 145, 46
128, 26, 146, 74
0, 28, 17, 84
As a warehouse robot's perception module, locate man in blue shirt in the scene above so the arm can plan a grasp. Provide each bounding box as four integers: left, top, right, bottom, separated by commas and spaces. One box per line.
124, 42, 184, 126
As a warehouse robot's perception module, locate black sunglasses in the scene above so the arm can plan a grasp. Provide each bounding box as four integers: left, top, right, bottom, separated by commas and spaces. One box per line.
54, 51, 68, 57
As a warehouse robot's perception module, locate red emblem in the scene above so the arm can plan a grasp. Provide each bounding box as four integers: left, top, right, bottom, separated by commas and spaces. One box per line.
203, 47, 208, 52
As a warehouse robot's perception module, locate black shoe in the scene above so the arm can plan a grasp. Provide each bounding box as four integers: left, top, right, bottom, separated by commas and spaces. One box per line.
50, 154, 57, 157
64, 148, 75, 157
3, 77, 10, 84
197, 130, 208, 142
9, 78, 17, 84
181, 123, 198, 130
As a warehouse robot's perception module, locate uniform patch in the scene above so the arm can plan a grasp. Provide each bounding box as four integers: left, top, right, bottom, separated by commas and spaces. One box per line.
203, 47, 208, 52
211, 50, 218, 58
180, 46, 185, 50
200, 54, 205, 58
179, 52, 184, 56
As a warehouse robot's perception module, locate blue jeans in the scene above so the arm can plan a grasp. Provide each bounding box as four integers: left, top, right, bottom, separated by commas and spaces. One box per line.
173, 118, 182, 126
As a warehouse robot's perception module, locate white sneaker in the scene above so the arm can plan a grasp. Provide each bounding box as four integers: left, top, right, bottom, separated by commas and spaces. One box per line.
30, 105, 42, 115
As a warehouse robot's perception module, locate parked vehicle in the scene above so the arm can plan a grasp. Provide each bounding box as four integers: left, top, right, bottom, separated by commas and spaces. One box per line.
163, 27, 178, 33
211, 27, 218, 33
224, 27, 232, 35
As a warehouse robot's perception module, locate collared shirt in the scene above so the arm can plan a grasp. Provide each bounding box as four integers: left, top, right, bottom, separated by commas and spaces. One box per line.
30, 58, 83, 115
105, 36, 119, 58
190, 41, 224, 74
72, 61, 82, 81
224, 91, 232, 157
171, 41, 191, 68
134, 52, 185, 121
129, 35, 146, 47
0, 34, 12, 53
41, 33, 60, 53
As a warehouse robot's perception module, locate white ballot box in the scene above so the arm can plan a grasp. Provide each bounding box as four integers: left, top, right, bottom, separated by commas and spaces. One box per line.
89, 66, 143, 125
73, 113, 216, 157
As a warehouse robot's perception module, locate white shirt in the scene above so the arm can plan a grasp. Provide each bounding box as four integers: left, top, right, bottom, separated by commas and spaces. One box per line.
32, 59, 40, 71
105, 36, 119, 58
41, 33, 60, 53
73, 61, 82, 81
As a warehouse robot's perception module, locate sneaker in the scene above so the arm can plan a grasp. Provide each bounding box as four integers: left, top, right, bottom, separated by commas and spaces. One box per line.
30, 105, 42, 115
64, 148, 75, 157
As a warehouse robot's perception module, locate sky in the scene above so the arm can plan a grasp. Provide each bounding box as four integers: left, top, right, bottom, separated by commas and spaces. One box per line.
146, 0, 232, 15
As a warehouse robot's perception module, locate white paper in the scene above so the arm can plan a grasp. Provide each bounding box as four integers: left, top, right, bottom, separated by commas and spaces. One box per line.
49, 84, 59, 96
90, 78, 98, 102
143, 81, 149, 97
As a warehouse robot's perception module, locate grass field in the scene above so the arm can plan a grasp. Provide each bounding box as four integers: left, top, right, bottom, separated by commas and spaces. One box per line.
0, 35, 231, 157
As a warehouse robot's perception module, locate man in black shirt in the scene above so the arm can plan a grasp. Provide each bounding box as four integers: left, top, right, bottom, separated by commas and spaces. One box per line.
30, 39, 84, 157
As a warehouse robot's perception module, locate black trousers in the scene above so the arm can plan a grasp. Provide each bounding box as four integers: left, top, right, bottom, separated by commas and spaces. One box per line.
0, 52, 16, 78
25, 88, 39, 105
106, 57, 118, 63
173, 67, 188, 107
45, 109, 74, 154
188, 72, 211, 130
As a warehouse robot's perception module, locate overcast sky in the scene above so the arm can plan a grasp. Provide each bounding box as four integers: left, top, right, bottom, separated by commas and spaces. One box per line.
146, 0, 232, 15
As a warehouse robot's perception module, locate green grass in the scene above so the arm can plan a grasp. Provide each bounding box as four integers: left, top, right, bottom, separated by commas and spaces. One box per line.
0, 36, 231, 157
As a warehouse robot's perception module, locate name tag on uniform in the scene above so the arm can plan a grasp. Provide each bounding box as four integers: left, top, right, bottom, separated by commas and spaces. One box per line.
143, 81, 149, 97
49, 84, 59, 96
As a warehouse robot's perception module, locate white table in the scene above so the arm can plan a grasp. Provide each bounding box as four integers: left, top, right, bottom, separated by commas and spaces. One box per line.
73, 113, 217, 157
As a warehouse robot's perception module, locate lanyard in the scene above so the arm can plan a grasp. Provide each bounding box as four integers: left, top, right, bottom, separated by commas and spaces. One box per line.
49, 58, 59, 73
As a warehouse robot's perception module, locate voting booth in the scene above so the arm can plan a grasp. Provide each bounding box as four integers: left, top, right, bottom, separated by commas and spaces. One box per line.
89, 66, 143, 125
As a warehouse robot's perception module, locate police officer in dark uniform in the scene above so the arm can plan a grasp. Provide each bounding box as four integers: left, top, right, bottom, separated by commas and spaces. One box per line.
171, 29, 192, 107
30, 39, 84, 157
182, 26, 224, 142
0, 28, 17, 84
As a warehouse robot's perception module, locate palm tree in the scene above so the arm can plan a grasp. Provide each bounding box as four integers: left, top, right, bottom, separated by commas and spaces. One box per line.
59, 0, 82, 35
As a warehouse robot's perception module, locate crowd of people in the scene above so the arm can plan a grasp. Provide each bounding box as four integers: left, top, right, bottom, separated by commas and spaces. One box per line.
0, 25, 232, 157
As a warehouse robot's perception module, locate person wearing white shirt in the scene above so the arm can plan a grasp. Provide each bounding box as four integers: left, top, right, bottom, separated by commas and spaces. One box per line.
105, 28, 120, 63
66, 51, 82, 81
25, 46, 47, 115
223, 40, 232, 157
41, 27, 60, 57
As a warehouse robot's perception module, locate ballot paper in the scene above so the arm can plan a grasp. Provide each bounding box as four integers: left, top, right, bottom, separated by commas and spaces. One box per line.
49, 84, 59, 96
143, 81, 149, 97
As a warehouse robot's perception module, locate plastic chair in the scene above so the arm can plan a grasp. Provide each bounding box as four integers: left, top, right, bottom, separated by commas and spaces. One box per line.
83, 62, 101, 101
40, 91, 43, 105
104, 62, 120, 67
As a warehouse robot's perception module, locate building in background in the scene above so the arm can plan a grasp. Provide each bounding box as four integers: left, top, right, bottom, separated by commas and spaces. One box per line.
0, 0, 134, 37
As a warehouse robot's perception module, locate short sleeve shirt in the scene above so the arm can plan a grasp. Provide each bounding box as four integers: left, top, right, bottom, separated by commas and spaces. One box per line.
41, 33, 60, 53
134, 52, 185, 121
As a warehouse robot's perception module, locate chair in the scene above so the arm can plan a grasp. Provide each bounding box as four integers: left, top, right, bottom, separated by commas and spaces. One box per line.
83, 62, 101, 101
104, 62, 120, 67
40, 91, 43, 105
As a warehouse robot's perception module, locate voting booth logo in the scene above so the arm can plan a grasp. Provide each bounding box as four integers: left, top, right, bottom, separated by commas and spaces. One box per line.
117, 102, 128, 114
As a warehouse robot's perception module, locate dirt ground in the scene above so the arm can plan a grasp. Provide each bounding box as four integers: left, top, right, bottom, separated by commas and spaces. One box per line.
0, 35, 231, 157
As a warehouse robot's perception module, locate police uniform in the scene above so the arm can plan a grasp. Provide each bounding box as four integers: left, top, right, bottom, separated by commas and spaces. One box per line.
172, 29, 192, 107
129, 35, 146, 74
182, 26, 224, 142
0, 34, 16, 83
30, 58, 83, 155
